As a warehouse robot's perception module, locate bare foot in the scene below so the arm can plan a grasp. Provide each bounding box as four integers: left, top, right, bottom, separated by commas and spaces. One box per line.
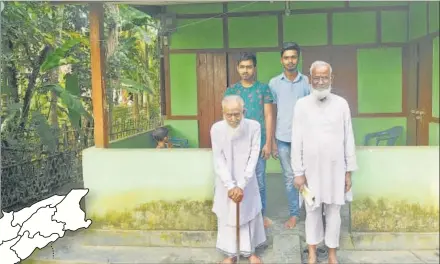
307, 245, 317, 264
219, 257, 235, 264
328, 258, 338, 264
328, 249, 338, 264
249, 254, 262, 264
263, 217, 272, 228
308, 255, 317, 264
284, 216, 297, 229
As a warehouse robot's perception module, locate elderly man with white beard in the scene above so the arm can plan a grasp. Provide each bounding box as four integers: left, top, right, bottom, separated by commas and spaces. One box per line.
291, 61, 358, 264
211, 95, 266, 264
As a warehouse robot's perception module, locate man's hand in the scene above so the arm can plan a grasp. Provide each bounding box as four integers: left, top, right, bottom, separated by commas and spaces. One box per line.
345, 172, 352, 193
261, 144, 271, 160
228, 187, 244, 203
271, 144, 278, 160
293, 175, 306, 192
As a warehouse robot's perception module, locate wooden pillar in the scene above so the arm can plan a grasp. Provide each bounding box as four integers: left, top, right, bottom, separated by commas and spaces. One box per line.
89, 3, 109, 148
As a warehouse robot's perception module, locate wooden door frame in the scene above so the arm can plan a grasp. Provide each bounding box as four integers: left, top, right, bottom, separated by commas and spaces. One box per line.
196, 52, 228, 148
416, 37, 433, 145
404, 44, 419, 146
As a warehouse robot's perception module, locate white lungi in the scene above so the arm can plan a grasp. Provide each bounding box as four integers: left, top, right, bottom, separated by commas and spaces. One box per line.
216, 212, 267, 257
305, 203, 341, 248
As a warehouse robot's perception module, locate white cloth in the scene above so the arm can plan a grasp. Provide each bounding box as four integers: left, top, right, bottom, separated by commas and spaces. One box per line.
216, 212, 267, 257
211, 119, 263, 226
305, 203, 341, 248
291, 93, 358, 205
210, 118, 266, 257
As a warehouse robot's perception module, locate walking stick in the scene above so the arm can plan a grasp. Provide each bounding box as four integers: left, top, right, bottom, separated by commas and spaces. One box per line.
236, 201, 240, 263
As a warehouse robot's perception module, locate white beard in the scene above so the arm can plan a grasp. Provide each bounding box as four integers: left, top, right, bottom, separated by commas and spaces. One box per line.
227, 122, 243, 139
311, 86, 332, 100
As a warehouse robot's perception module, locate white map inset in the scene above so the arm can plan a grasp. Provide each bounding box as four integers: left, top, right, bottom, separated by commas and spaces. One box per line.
0, 189, 92, 264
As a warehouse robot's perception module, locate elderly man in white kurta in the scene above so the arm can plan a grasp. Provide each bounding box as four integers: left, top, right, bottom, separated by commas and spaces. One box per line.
211, 95, 266, 264
291, 61, 358, 264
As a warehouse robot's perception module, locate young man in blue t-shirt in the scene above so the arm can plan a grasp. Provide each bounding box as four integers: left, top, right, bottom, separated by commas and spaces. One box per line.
269, 42, 311, 229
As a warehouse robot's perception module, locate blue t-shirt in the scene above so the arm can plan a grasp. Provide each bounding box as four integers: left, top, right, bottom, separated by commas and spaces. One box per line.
269, 72, 310, 142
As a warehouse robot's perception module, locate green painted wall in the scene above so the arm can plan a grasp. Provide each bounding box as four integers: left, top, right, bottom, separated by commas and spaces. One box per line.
351, 147, 439, 232
357, 47, 403, 114
428, 1, 439, 33
429, 123, 439, 146
83, 146, 439, 231
352, 117, 407, 145
333, 12, 377, 45
166, 3, 223, 14
227, 1, 284, 12
409, 2, 428, 40
169, 54, 197, 116
381, 10, 408, 43
292, 1, 345, 9
228, 16, 278, 48
164, 1, 425, 149
256, 52, 303, 84
284, 13, 328, 46
348, 1, 408, 7
170, 19, 223, 50
164, 119, 199, 148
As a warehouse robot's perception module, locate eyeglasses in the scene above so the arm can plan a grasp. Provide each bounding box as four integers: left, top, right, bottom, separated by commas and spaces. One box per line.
311, 76, 331, 83
224, 112, 242, 118
224, 109, 245, 118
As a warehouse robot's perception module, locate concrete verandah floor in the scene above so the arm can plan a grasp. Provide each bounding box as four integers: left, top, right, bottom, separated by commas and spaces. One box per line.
26, 174, 439, 264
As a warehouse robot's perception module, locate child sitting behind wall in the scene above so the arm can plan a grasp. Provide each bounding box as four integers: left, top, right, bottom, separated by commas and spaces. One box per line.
152, 127, 172, 148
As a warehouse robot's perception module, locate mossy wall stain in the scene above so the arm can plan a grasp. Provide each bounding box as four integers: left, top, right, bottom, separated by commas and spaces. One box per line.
351, 197, 439, 232
90, 200, 217, 231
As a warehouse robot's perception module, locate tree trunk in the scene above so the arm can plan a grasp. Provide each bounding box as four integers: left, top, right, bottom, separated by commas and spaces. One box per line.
133, 93, 139, 122
49, 6, 65, 129
139, 92, 143, 110
20, 45, 50, 126
105, 3, 119, 138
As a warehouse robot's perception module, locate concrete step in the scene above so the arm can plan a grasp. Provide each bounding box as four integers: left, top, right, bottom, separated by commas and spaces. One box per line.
27, 245, 228, 264
77, 229, 218, 248
25, 229, 303, 264
26, 239, 301, 264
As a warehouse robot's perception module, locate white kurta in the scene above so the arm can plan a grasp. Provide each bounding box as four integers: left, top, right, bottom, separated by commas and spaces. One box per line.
291, 93, 358, 205
211, 118, 266, 257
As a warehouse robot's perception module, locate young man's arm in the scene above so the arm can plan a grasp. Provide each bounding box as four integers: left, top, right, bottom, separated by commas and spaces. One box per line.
262, 84, 274, 159
268, 80, 278, 158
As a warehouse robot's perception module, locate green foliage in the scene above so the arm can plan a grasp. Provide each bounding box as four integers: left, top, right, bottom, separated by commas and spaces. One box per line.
65, 73, 82, 129
40, 38, 81, 72
43, 83, 92, 121
30, 111, 56, 152
120, 78, 153, 94
1, 2, 161, 152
